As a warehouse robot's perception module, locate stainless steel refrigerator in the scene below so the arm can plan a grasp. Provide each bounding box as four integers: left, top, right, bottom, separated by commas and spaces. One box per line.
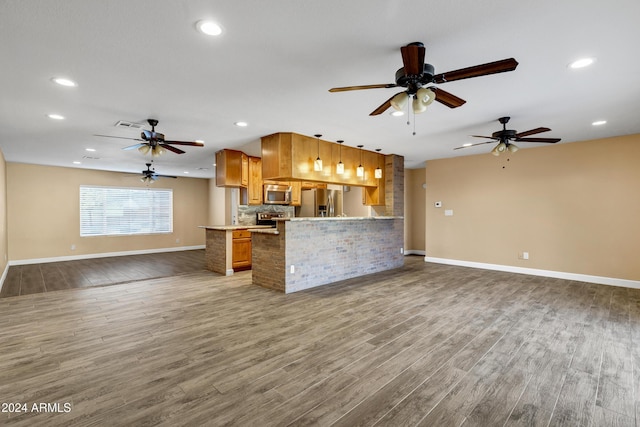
298, 188, 342, 217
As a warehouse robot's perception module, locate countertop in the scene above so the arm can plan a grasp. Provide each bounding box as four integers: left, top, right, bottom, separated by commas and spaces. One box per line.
275, 216, 403, 222
198, 225, 274, 231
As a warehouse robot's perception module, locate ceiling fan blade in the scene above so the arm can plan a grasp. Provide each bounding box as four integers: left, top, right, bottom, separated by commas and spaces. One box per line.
515, 137, 561, 143
515, 127, 551, 138
400, 43, 425, 76
94, 134, 143, 141
454, 141, 495, 150
433, 58, 519, 84
122, 143, 147, 150
432, 87, 466, 108
156, 174, 178, 179
329, 83, 397, 92
369, 93, 398, 116
161, 144, 186, 154
470, 135, 499, 140
163, 140, 205, 147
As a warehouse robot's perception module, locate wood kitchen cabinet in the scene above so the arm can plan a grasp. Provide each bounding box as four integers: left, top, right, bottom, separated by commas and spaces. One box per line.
261, 132, 384, 187
289, 181, 301, 206
232, 229, 252, 271
248, 156, 262, 205
216, 149, 248, 187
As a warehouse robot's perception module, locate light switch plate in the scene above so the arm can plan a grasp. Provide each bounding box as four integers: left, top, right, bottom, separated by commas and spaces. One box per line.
445, 209, 453, 216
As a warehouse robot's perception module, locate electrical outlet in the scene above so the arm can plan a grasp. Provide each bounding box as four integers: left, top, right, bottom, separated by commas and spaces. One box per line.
523, 252, 529, 260
400, 247, 404, 254
175, 238, 180, 244
290, 265, 295, 274
70, 244, 76, 251
444, 209, 453, 216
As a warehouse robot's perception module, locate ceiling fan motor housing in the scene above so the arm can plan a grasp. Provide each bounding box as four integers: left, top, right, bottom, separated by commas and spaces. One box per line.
492, 129, 517, 139
395, 63, 435, 94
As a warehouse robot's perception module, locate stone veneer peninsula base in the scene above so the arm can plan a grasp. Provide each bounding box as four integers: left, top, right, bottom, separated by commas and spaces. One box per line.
250, 217, 404, 293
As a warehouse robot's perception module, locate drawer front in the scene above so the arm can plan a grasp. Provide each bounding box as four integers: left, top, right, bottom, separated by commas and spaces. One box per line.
233, 229, 252, 239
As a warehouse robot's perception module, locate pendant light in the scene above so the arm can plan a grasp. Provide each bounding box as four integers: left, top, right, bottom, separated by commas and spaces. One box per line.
336, 140, 345, 174
314, 134, 323, 172
374, 148, 383, 179
356, 145, 364, 178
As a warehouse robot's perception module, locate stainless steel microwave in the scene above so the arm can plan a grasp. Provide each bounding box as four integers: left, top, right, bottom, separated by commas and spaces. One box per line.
264, 184, 291, 204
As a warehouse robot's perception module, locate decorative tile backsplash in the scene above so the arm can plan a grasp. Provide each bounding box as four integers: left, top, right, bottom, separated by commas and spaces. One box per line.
237, 205, 295, 225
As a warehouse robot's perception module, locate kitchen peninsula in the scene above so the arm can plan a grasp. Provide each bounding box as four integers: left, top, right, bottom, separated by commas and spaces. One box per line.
251, 216, 404, 293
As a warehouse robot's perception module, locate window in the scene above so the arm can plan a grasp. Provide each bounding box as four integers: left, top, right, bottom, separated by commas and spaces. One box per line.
80, 186, 173, 236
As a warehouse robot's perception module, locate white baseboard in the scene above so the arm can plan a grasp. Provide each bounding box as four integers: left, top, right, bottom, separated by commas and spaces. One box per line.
424, 256, 640, 289
8, 245, 206, 266
404, 250, 426, 256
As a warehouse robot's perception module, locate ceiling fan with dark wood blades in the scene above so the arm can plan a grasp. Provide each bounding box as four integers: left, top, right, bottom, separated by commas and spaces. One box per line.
329, 42, 518, 116
138, 162, 177, 183
95, 119, 204, 156
454, 116, 561, 155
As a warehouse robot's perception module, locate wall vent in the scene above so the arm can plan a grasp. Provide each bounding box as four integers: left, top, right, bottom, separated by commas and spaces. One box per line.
114, 120, 145, 130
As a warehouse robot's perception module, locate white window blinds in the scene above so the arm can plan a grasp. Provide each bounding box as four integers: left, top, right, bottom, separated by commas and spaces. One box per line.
80, 186, 173, 237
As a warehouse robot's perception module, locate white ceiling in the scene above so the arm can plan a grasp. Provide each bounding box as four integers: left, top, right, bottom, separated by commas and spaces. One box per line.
2, 0, 639, 178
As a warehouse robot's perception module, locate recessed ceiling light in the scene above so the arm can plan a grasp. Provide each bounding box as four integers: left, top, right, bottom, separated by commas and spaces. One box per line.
234, 121, 248, 127
197, 20, 223, 36
85, 148, 96, 152
183, 171, 190, 174
462, 143, 473, 147
73, 161, 81, 165
47, 113, 65, 120
195, 139, 205, 144
592, 120, 607, 126
568, 57, 595, 69
51, 77, 77, 87
390, 111, 404, 117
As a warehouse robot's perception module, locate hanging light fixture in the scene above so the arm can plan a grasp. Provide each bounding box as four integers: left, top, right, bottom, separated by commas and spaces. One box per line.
356, 145, 364, 178
491, 141, 507, 156
314, 134, 323, 172
336, 140, 345, 174
138, 145, 151, 155
507, 143, 519, 153
390, 92, 409, 111
374, 149, 383, 179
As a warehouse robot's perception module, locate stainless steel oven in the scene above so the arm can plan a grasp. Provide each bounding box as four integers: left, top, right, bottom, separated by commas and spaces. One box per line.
263, 184, 291, 205
256, 212, 286, 227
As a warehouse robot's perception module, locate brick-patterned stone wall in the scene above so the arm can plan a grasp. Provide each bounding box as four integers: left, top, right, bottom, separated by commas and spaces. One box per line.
251, 229, 286, 292
205, 229, 228, 275
259, 218, 404, 293
385, 154, 404, 217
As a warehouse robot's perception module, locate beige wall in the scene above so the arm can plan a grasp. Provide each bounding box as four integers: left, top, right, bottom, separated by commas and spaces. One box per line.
424, 134, 640, 281
208, 178, 226, 225
404, 168, 426, 253
0, 150, 8, 277
7, 163, 209, 261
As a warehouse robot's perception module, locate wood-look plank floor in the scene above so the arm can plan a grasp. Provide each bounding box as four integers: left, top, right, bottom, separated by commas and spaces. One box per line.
0, 250, 206, 298
1, 255, 639, 426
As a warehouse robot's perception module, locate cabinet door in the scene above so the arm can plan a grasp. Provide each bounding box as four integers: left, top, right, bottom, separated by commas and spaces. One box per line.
241, 153, 249, 187
232, 231, 252, 270
248, 156, 263, 205
289, 181, 302, 206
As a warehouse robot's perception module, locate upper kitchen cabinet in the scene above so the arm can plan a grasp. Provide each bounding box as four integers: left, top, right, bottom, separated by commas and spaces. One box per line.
247, 156, 263, 205
216, 149, 248, 187
261, 132, 384, 188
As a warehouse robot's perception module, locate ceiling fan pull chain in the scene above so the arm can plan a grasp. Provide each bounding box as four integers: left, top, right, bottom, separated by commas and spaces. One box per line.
406, 101, 410, 126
